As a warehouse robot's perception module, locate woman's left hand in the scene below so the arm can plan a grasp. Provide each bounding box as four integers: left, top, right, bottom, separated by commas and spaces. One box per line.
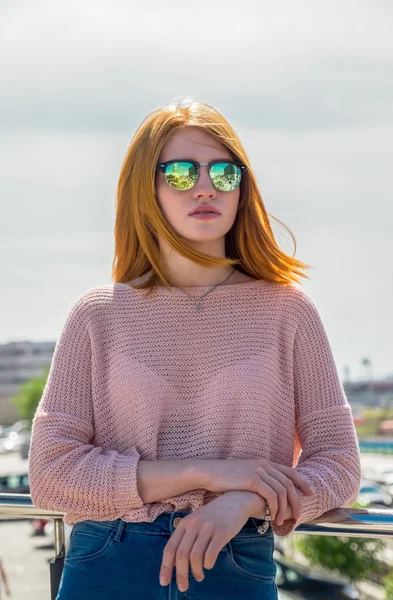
159, 490, 265, 593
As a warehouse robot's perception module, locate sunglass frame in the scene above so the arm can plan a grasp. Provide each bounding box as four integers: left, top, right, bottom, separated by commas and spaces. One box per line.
156, 159, 247, 191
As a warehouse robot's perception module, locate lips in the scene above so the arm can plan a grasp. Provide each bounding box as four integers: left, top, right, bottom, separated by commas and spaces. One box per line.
189, 206, 221, 215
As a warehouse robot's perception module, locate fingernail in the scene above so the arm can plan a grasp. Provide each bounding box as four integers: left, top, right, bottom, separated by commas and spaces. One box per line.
178, 584, 187, 592
160, 576, 168, 586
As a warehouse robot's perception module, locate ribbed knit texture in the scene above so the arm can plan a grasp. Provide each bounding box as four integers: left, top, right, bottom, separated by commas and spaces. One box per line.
28, 279, 361, 536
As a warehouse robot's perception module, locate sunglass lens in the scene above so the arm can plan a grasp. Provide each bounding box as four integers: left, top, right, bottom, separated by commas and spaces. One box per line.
164, 162, 197, 190
209, 163, 242, 191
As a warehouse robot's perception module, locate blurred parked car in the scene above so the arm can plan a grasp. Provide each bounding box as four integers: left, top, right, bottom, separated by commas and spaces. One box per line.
0, 420, 31, 438
0, 473, 30, 494
362, 465, 393, 485
18, 432, 31, 459
357, 479, 393, 507
0, 420, 31, 454
375, 471, 393, 487
274, 553, 359, 599
31, 518, 51, 536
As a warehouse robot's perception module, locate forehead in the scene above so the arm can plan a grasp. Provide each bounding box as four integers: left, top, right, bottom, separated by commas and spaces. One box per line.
159, 127, 232, 162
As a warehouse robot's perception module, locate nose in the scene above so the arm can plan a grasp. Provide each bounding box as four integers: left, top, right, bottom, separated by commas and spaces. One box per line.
192, 165, 216, 199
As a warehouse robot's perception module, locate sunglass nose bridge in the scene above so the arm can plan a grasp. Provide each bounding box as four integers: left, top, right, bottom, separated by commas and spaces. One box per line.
194, 164, 216, 189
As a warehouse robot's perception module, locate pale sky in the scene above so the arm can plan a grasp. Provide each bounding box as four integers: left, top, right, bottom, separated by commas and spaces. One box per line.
1, 0, 392, 381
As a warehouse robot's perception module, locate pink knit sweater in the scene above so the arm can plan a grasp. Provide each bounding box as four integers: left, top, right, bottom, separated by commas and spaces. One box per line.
28, 279, 361, 536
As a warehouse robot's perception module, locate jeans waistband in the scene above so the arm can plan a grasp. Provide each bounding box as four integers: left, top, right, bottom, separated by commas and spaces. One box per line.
75, 511, 271, 539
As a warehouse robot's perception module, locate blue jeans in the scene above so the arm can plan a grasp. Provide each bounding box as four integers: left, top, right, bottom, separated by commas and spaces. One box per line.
56, 510, 278, 599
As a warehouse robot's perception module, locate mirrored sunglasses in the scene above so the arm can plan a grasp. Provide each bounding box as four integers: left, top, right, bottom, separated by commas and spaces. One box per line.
156, 160, 247, 192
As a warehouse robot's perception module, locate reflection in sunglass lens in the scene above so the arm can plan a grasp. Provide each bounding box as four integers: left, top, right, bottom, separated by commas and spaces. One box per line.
164, 162, 197, 190
163, 161, 243, 191
209, 163, 241, 191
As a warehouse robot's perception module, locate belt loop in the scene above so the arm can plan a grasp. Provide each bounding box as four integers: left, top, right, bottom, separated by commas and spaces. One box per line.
113, 519, 126, 543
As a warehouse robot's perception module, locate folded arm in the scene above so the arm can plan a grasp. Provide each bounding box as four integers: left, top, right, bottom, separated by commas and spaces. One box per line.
271, 291, 361, 537
29, 292, 211, 520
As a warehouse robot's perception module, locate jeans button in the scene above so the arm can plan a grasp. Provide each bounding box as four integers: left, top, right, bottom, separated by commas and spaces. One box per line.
173, 517, 182, 528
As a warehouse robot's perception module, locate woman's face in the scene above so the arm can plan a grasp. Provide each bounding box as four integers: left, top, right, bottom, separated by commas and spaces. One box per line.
155, 127, 240, 246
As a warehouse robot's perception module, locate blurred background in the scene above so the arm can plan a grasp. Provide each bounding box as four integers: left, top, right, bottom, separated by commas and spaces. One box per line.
0, 1, 392, 598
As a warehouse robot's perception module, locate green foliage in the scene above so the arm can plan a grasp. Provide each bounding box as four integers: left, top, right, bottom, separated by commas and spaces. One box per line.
383, 570, 393, 599
293, 534, 386, 583
355, 423, 381, 437
355, 405, 393, 437
12, 367, 50, 422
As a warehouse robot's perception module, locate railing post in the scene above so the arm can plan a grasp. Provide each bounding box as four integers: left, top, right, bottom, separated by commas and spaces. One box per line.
49, 517, 65, 600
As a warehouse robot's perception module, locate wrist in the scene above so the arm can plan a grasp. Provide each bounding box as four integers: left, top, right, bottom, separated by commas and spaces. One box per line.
220, 490, 267, 519
245, 492, 267, 519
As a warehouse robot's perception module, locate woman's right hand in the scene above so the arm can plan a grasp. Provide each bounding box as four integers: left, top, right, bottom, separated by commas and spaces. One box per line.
199, 459, 315, 526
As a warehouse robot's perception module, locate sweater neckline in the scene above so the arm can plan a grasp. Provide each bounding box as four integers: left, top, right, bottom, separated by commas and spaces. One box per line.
119, 278, 264, 297
156, 279, 262, 291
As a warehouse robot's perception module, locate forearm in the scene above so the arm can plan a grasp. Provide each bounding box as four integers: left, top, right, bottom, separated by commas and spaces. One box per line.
136, 459, 206, 504
136, 460, 290, 523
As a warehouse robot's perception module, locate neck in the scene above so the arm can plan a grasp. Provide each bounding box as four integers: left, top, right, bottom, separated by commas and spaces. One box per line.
157, 237, 235, 287
158, 266, 236, 288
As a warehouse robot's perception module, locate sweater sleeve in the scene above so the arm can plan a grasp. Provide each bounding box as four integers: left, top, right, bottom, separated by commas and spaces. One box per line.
28, 291, 145, 521
271, 291, 361, 536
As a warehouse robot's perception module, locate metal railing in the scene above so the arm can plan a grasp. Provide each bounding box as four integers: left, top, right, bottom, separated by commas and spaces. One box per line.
1, 493, 393, 598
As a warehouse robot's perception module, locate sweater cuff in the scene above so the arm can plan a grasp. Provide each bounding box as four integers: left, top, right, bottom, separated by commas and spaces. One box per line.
113, 450, 145, 513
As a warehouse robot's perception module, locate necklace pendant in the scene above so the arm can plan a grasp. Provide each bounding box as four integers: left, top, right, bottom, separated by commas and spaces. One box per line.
195, 302, 203, 312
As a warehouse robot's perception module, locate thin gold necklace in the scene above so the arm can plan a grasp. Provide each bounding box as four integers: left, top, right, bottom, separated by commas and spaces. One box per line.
175, 267, 236, 312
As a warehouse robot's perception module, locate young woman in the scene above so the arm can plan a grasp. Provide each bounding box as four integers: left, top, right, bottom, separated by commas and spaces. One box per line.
28, 97, 361, 599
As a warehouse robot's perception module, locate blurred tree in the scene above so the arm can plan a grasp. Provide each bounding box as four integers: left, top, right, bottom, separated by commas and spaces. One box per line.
293, 533, 385, 583
383, 570, 393, 599
292, 503, 386, 585
12, 367, 50, 423
355, 406, 393, 437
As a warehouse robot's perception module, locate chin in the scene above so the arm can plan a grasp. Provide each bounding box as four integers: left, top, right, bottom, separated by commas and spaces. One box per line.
180, 233, 227, 245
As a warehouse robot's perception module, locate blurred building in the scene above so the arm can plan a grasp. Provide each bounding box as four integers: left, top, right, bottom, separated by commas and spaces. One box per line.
0, 341, 55, 425
344, 380, 393, 408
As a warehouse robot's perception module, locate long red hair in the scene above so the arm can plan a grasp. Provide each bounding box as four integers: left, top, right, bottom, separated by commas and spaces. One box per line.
112, 97, 310, 296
